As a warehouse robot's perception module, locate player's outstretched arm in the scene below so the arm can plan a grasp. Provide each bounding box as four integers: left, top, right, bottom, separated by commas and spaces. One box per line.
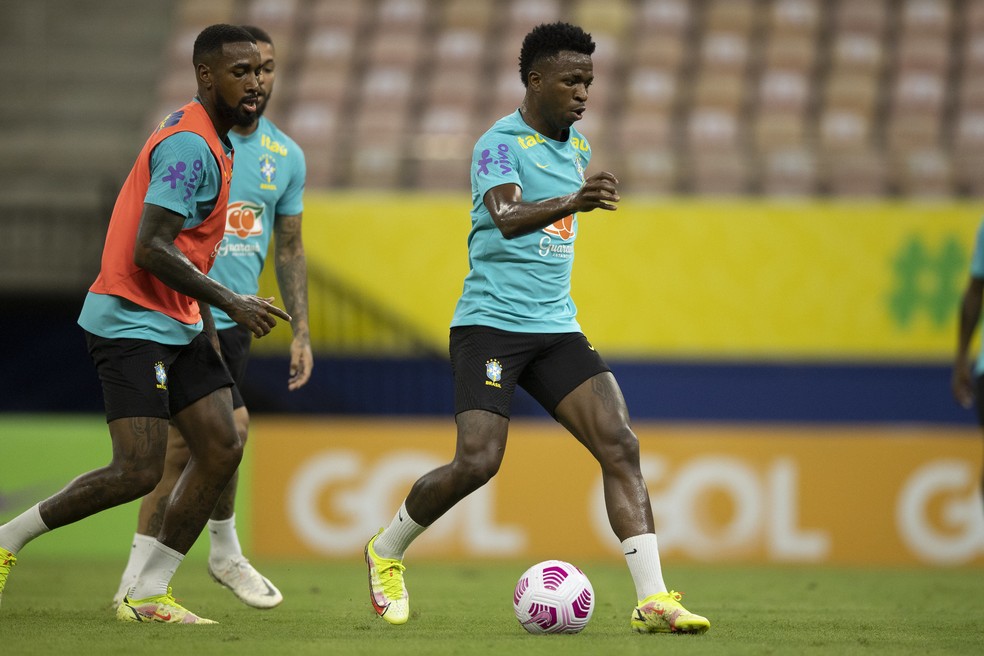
485, 171, 620, 239
134, 203, 291, 337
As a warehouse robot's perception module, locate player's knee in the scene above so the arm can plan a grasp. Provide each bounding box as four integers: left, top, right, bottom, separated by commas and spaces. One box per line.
111, 461, 165, 499
217, 435, 244, 471
235, 423, 249, 446
229, 431, 245, 462
597, 424, 641, 471
453, 455, 500, 491
164, 440, 192, 472
131, 473, 161, 498
193, 428, 244, 473
234, 407, 250, 445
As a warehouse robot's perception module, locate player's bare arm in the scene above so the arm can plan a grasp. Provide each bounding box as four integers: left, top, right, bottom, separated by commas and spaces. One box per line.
274, 212, 313, 389
484, 171, 620, 240
134, 202, 291, 337
953, 276, 984, 408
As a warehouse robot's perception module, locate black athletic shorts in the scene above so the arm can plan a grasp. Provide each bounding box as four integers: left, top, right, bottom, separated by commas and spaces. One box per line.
217, 324, 252, 410
449, 325, 611, 419
85, 330, 234, 422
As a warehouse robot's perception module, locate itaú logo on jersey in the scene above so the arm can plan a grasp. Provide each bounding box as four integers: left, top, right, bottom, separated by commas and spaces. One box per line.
225, 201, 265, 239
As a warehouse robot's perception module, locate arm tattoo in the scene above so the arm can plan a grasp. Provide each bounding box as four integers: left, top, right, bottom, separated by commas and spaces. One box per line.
274, 215, 310, 337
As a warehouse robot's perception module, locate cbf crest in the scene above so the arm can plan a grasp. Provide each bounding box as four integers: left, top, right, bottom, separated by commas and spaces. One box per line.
154, 361, 167, 391
259, 153, 277, 185
485, 359, 503, 388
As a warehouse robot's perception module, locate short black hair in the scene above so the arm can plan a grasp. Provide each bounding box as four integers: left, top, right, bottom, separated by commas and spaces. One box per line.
240, 25, 274, 46
192, 23, 256, 65
518, 22, 595, 87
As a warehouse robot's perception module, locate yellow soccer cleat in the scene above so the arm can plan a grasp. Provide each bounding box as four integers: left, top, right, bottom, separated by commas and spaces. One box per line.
116, 587, 217, 624
0, 547, 16, 609
630, 590, 710, 634
365, 529, 409, 625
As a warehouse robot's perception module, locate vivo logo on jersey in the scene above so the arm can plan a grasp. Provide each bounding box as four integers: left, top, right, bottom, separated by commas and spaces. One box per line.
477, 144, 512, 176
225, 201, 265, 239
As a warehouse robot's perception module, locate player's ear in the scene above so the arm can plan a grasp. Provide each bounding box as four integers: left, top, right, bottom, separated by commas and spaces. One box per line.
527, 70, 541, 92
197, 62, 213, 90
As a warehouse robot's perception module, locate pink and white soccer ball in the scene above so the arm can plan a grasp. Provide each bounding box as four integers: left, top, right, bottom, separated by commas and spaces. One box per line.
513, 560, 594, 634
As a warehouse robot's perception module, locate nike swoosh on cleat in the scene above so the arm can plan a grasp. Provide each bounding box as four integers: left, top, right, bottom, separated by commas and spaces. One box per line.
261, 579, 277, 596
366, 547, 390, 616
624, 548, 638, 555
152, 611, 172, 621
370, 591, 389, 616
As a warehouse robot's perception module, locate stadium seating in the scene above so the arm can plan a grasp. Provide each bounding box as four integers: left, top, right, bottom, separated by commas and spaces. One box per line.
144, 0, 983, 197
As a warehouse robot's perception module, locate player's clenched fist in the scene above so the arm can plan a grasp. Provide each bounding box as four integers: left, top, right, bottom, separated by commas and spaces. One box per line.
576, 172, 620, 212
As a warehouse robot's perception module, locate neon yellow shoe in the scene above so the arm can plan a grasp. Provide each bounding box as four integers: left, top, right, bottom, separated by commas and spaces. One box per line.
364, 529, 409, 625
116, 587, 217, 624
630, 590, 710, 634
0, 547, 16, 609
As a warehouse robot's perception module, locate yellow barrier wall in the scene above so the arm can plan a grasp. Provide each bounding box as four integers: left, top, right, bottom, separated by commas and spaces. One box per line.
267, 194, 980, 360
252, 418, 984, 566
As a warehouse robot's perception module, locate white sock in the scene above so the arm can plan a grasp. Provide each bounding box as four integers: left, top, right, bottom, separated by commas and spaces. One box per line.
0, 504, 50, 554
207, 515, 243, 564
117, 533, 157, 597
372, 501, 427, 560
129, 540, 184, 600
621, 533, 667, 600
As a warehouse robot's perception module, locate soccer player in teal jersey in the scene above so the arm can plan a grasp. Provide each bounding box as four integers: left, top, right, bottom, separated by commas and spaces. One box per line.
0, 24, 292, 624
112, 25, 311, 611
364, 22, 710, 635
951, 218, 984, 513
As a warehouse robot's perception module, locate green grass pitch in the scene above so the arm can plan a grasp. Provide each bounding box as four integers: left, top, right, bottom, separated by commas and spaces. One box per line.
1, 557, 982, 655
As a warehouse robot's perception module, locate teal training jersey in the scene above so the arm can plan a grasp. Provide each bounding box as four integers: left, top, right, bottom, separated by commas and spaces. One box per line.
210, 116, 306, 331
971, 219, 984, 375
451, 110, 591, 333
78, 128, 229, 345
